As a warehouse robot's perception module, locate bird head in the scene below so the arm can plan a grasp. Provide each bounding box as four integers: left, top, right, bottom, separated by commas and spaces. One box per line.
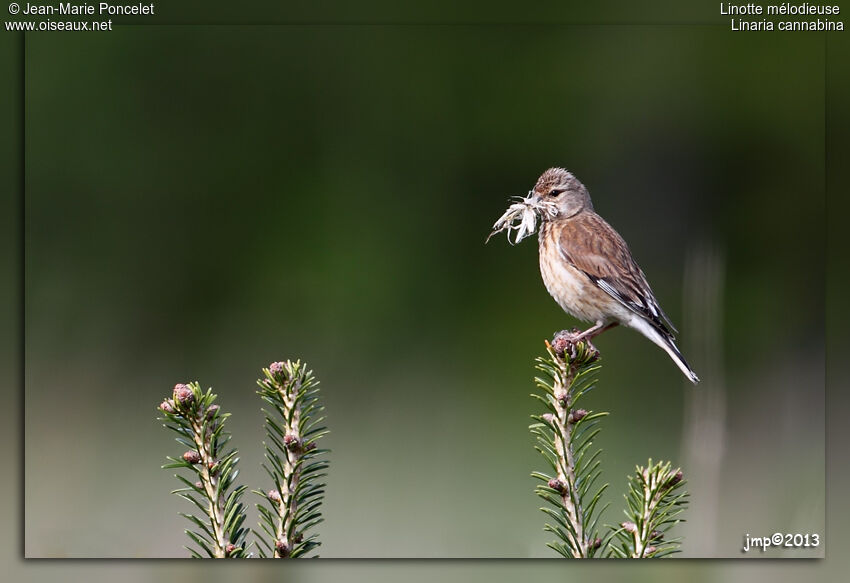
530, 167, 593, 220
486, 167, 593, 244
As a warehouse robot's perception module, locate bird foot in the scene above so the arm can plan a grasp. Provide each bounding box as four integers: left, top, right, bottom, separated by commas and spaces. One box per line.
548, 328, 600, 362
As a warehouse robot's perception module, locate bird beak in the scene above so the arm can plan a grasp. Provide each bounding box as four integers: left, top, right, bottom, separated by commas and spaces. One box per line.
526, 189, 549, 212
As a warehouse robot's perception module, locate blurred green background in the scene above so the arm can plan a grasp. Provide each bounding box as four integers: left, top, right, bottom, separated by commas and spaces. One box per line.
17, 23, 827, 560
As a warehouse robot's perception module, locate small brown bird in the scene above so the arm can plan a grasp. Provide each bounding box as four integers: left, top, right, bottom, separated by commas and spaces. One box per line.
529, 167, 699, 383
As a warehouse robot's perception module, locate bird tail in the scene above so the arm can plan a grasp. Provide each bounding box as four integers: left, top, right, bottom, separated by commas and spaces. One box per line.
629, 316, 700, 384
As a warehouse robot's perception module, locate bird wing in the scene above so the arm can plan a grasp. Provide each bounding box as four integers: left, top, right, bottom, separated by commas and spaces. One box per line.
556, 212, 678, 336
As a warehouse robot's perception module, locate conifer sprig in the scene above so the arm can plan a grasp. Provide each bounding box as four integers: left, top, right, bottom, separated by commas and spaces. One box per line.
530, 330, 609, 558
254, 360, 329, 558
610, 460, 688, 558
158, 383, 249, 558
529, 331, 689, 558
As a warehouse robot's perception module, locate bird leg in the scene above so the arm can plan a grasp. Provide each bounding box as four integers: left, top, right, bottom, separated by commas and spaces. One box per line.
549, 322, 618, 361
573, 321, 618, 341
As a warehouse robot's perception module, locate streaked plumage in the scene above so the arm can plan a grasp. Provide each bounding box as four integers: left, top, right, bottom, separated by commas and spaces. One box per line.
532, 167, 699, 384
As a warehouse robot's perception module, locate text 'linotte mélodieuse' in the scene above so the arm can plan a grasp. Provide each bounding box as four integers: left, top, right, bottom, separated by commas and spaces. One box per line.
720, 3, 844, 30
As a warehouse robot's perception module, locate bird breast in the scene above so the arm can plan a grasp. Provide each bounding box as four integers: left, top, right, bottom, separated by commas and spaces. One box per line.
538, 222, 630, 325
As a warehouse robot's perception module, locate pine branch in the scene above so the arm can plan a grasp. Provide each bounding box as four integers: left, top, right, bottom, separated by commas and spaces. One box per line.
158, 383, 249, 558
530, 330, 608, 558
253, 360, 329, 558
610, 460, 689, 558
529, 331, 689, 559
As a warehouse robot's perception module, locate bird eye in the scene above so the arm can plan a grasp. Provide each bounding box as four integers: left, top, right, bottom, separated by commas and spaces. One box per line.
548, 188, 563, 197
